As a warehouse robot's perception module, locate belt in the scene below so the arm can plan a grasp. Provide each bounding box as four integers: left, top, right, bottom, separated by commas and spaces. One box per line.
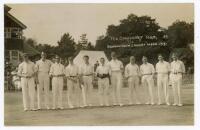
142, 73, 152, 76
98, 77, 109, 79
21, 76, 33, 79
128, 75, 138, 77
171, 72, 182, 75
38, 72, 49, 74
111, 70, 121, 72
157, 73, 168, 74
52, 75, 64, 77
69, 76, 77, 77
83, 74, 93, 76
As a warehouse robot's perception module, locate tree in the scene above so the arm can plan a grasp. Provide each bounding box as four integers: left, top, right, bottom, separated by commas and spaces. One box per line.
95, 13, 169, 64
167, 20, 194, 48
106, 14, 160, 37
24, 38, 37, 47
56, 33, 76, 58
35, 43, 56, 57
85, 42, 95, 50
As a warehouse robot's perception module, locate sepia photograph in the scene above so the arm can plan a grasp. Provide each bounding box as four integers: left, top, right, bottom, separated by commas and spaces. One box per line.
3, 2, 194, 126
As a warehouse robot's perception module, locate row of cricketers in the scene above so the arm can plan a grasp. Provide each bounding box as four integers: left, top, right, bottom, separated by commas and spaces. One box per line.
17, 51, 185, 111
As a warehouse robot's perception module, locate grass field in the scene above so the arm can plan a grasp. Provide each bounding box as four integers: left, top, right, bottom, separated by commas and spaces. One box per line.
4, 82, 194, 126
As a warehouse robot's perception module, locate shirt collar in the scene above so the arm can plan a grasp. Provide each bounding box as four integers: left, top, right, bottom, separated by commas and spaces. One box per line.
143, 62, 148, 65
68, 63, 74, 67
40, 59, 46, 62
24, 60, 30, 64
84, 63, 90, 66
112, 59, 118, 62
100, 64, 105, 67
130, 63, 136, 66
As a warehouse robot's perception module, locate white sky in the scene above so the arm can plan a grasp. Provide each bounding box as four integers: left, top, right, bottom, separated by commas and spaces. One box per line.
8, 3, 194, 46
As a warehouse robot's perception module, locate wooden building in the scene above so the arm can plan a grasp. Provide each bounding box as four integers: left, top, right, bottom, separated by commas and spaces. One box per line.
4, 5, 40, 67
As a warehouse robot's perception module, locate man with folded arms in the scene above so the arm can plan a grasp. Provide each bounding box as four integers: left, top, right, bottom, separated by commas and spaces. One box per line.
170, 53, 185, 106
49, 55, 65, 110
140, 56, 155, 105
65, 57, 81, 108
18, 53, 37, 111
79, 55, 94, 107
155, 54, 170, 105
35, 52, 52, 110
125, 56, 141, 105
96, 57, 110, 106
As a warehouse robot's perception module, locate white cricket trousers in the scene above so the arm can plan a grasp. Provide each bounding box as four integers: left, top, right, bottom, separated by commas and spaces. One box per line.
98, 78, 110, 106
52, 77, 63, 108
37, 72, 50, 108
82, 76, 93, 105
67, 79, 81, 107
21, 77, 36, 110
128, 76, 140, 104
142, 75, 155, 104
157, 74, 169, 104
111, 71, 122, 105
170, 74, 183, 105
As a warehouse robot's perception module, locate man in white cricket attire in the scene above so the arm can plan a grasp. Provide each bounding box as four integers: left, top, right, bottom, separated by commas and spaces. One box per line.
79, 55, 94, 107
125, 56, 141, 105
49, 55, 65, 109
140, 56, 155, 105
65, 57, 81, 108
96, 57, 110, 106
108, 52, 124, 106
170, 53, 185, 106
35, 52, 52, 110
18, 53, 37, 111
156, 54, 170, 105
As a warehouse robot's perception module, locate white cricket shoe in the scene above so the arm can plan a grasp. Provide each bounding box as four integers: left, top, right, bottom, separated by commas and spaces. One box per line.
119, 103, 123, 106
172, 103, 177, 106
69, 105, 74, 109
99, 104, 104, 107
59, 107, 64, 110
178, 104, 183, 106
145, 102, 150, 105
24, 109, 28, 112
113, 103, 117, 106
136, 102, 141, 105
31, 108, 37, 111
129, 102, 133, 105
157, 102, 162, 105
105, 104, 110, 107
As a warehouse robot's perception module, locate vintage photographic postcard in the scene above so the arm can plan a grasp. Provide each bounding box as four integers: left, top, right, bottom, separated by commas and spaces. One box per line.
2, 1, 196, 127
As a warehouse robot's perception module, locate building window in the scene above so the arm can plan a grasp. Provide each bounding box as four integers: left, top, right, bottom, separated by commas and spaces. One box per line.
5, 27, 22, 39
5, 28, 11, 38
11, 50, 19, 60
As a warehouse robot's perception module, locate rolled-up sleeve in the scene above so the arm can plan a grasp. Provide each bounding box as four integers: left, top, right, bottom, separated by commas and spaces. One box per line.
139, 65, 143, 75
65, 67, 69, 77
151, 64, 155, 74
181, 62, 186, 73
167, 62, 171, 72
35, 61, 39, 73
49, 65, 54, 76
124, 65, 129, 78
120, 61, 124, 69
17, 64, 23, 76
78, 66, 83, 75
